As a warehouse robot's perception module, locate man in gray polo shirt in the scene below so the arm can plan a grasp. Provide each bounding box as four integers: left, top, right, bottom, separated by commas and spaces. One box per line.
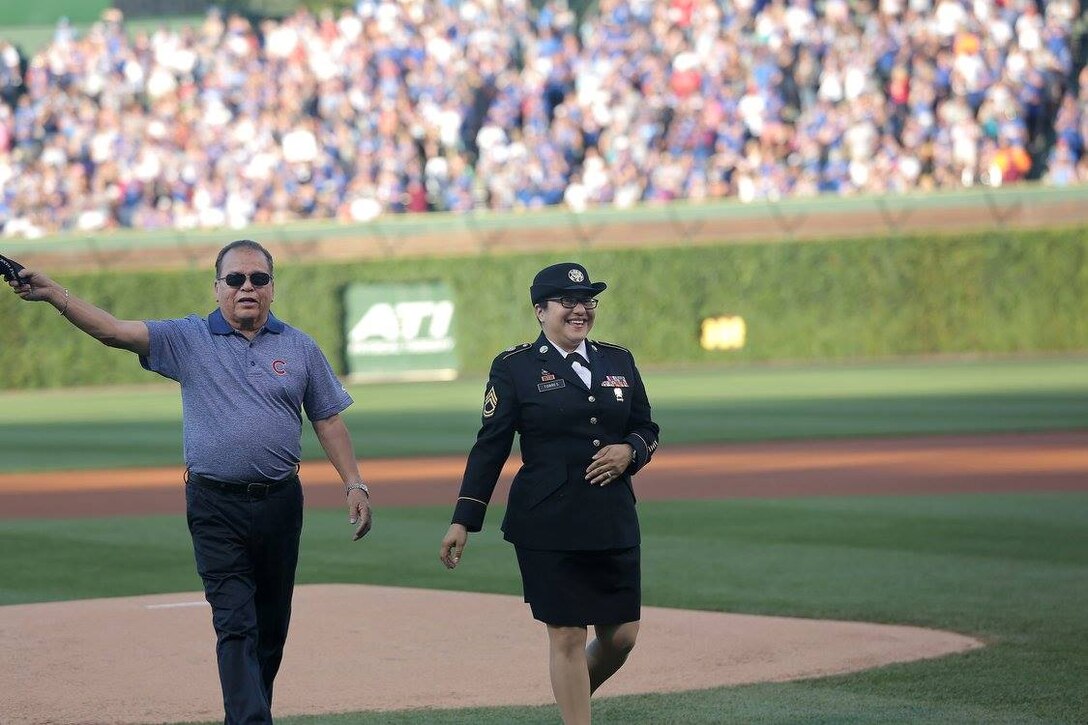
7, 239, 372, 724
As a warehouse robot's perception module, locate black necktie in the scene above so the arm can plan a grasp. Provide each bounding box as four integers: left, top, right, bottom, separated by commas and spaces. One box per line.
568, 352, 591, 370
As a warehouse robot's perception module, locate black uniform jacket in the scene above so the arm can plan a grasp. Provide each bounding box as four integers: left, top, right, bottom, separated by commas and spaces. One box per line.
452, 332, 660, 551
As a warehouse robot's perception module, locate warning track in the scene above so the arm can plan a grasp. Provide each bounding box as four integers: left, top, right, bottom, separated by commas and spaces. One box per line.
1, 431, 1085, 519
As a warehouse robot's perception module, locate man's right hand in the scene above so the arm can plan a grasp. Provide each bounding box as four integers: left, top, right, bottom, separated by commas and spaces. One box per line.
7, 267, 61, 302
348, 490, 372, 541
5, 267, 150, 355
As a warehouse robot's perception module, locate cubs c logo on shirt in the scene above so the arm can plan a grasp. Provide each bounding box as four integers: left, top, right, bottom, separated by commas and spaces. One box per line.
271, 359, 287, 375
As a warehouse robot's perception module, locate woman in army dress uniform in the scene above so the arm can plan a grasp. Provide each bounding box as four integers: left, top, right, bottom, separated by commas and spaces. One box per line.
439, 262, 660, 725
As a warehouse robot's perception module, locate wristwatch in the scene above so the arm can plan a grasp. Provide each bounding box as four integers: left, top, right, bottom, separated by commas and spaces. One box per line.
345, 483, 370, 498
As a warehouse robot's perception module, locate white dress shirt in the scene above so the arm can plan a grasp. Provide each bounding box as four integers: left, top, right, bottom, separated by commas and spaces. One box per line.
546, 337, 592, 387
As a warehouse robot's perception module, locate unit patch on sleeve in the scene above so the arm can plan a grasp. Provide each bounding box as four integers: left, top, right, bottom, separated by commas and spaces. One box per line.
483, 386, 499, 418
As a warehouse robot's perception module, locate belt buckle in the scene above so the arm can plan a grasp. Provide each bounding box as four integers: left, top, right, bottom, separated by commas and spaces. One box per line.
246, 482, 270, 499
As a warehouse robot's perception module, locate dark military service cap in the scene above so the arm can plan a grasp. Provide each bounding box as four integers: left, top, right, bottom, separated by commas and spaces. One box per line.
529, 262, 607, 305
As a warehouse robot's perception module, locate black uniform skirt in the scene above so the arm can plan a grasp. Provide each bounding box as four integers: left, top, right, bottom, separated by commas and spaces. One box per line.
514, 545, 641, 626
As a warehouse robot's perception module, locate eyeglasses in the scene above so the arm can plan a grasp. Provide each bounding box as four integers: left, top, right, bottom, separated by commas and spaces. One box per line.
218, 272, 273, 288
547, 297, 599, 309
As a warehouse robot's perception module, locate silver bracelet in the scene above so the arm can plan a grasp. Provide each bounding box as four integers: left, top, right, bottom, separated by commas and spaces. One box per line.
346, 483, 370, 498
58, 288, 70, 317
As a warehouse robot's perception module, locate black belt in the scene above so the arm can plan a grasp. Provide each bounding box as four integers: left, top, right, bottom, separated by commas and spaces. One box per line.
186, 470, 298, 499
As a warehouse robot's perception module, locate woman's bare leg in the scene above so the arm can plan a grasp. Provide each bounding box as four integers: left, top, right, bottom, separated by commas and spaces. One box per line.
547, 624, 591, 724
587, 621, 639, 693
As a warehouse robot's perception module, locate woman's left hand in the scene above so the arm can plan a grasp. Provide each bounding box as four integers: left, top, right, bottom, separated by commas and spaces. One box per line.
585, 444, 634, 486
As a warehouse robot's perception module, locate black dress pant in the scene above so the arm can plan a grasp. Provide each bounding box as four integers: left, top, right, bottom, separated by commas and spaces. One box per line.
185, 474, 303, 725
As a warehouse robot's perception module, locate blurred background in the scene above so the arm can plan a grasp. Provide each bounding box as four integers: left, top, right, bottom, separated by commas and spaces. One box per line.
0, 0, 1086, 387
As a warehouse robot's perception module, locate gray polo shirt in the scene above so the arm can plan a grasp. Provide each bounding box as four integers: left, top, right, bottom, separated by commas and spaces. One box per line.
140, 309, 353, 482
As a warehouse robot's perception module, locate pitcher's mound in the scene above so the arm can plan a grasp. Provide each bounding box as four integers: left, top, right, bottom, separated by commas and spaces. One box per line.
2, 584, 981, 723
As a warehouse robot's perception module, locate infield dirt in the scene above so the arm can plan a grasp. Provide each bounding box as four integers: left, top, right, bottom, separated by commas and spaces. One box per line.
2, 431, 1084, 723
1, 431, 1085, 518
1, 585, 983, 724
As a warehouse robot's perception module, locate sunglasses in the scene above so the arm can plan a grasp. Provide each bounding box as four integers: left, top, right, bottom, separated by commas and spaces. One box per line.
218, 272, 273, 288
547, 297, 599, 309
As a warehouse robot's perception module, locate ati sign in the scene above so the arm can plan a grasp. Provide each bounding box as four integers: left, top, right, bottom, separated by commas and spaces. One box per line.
344, 282, 458, 381
348, 301, 455, 355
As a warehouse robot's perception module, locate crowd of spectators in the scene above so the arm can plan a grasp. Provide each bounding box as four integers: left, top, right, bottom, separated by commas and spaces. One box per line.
0, 0, 1085, 238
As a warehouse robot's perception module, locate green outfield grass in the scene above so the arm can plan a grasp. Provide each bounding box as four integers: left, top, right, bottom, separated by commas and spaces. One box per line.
2, 494, 1086, 723
2, 356, 1085, 722
0, 356, 1085, 473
